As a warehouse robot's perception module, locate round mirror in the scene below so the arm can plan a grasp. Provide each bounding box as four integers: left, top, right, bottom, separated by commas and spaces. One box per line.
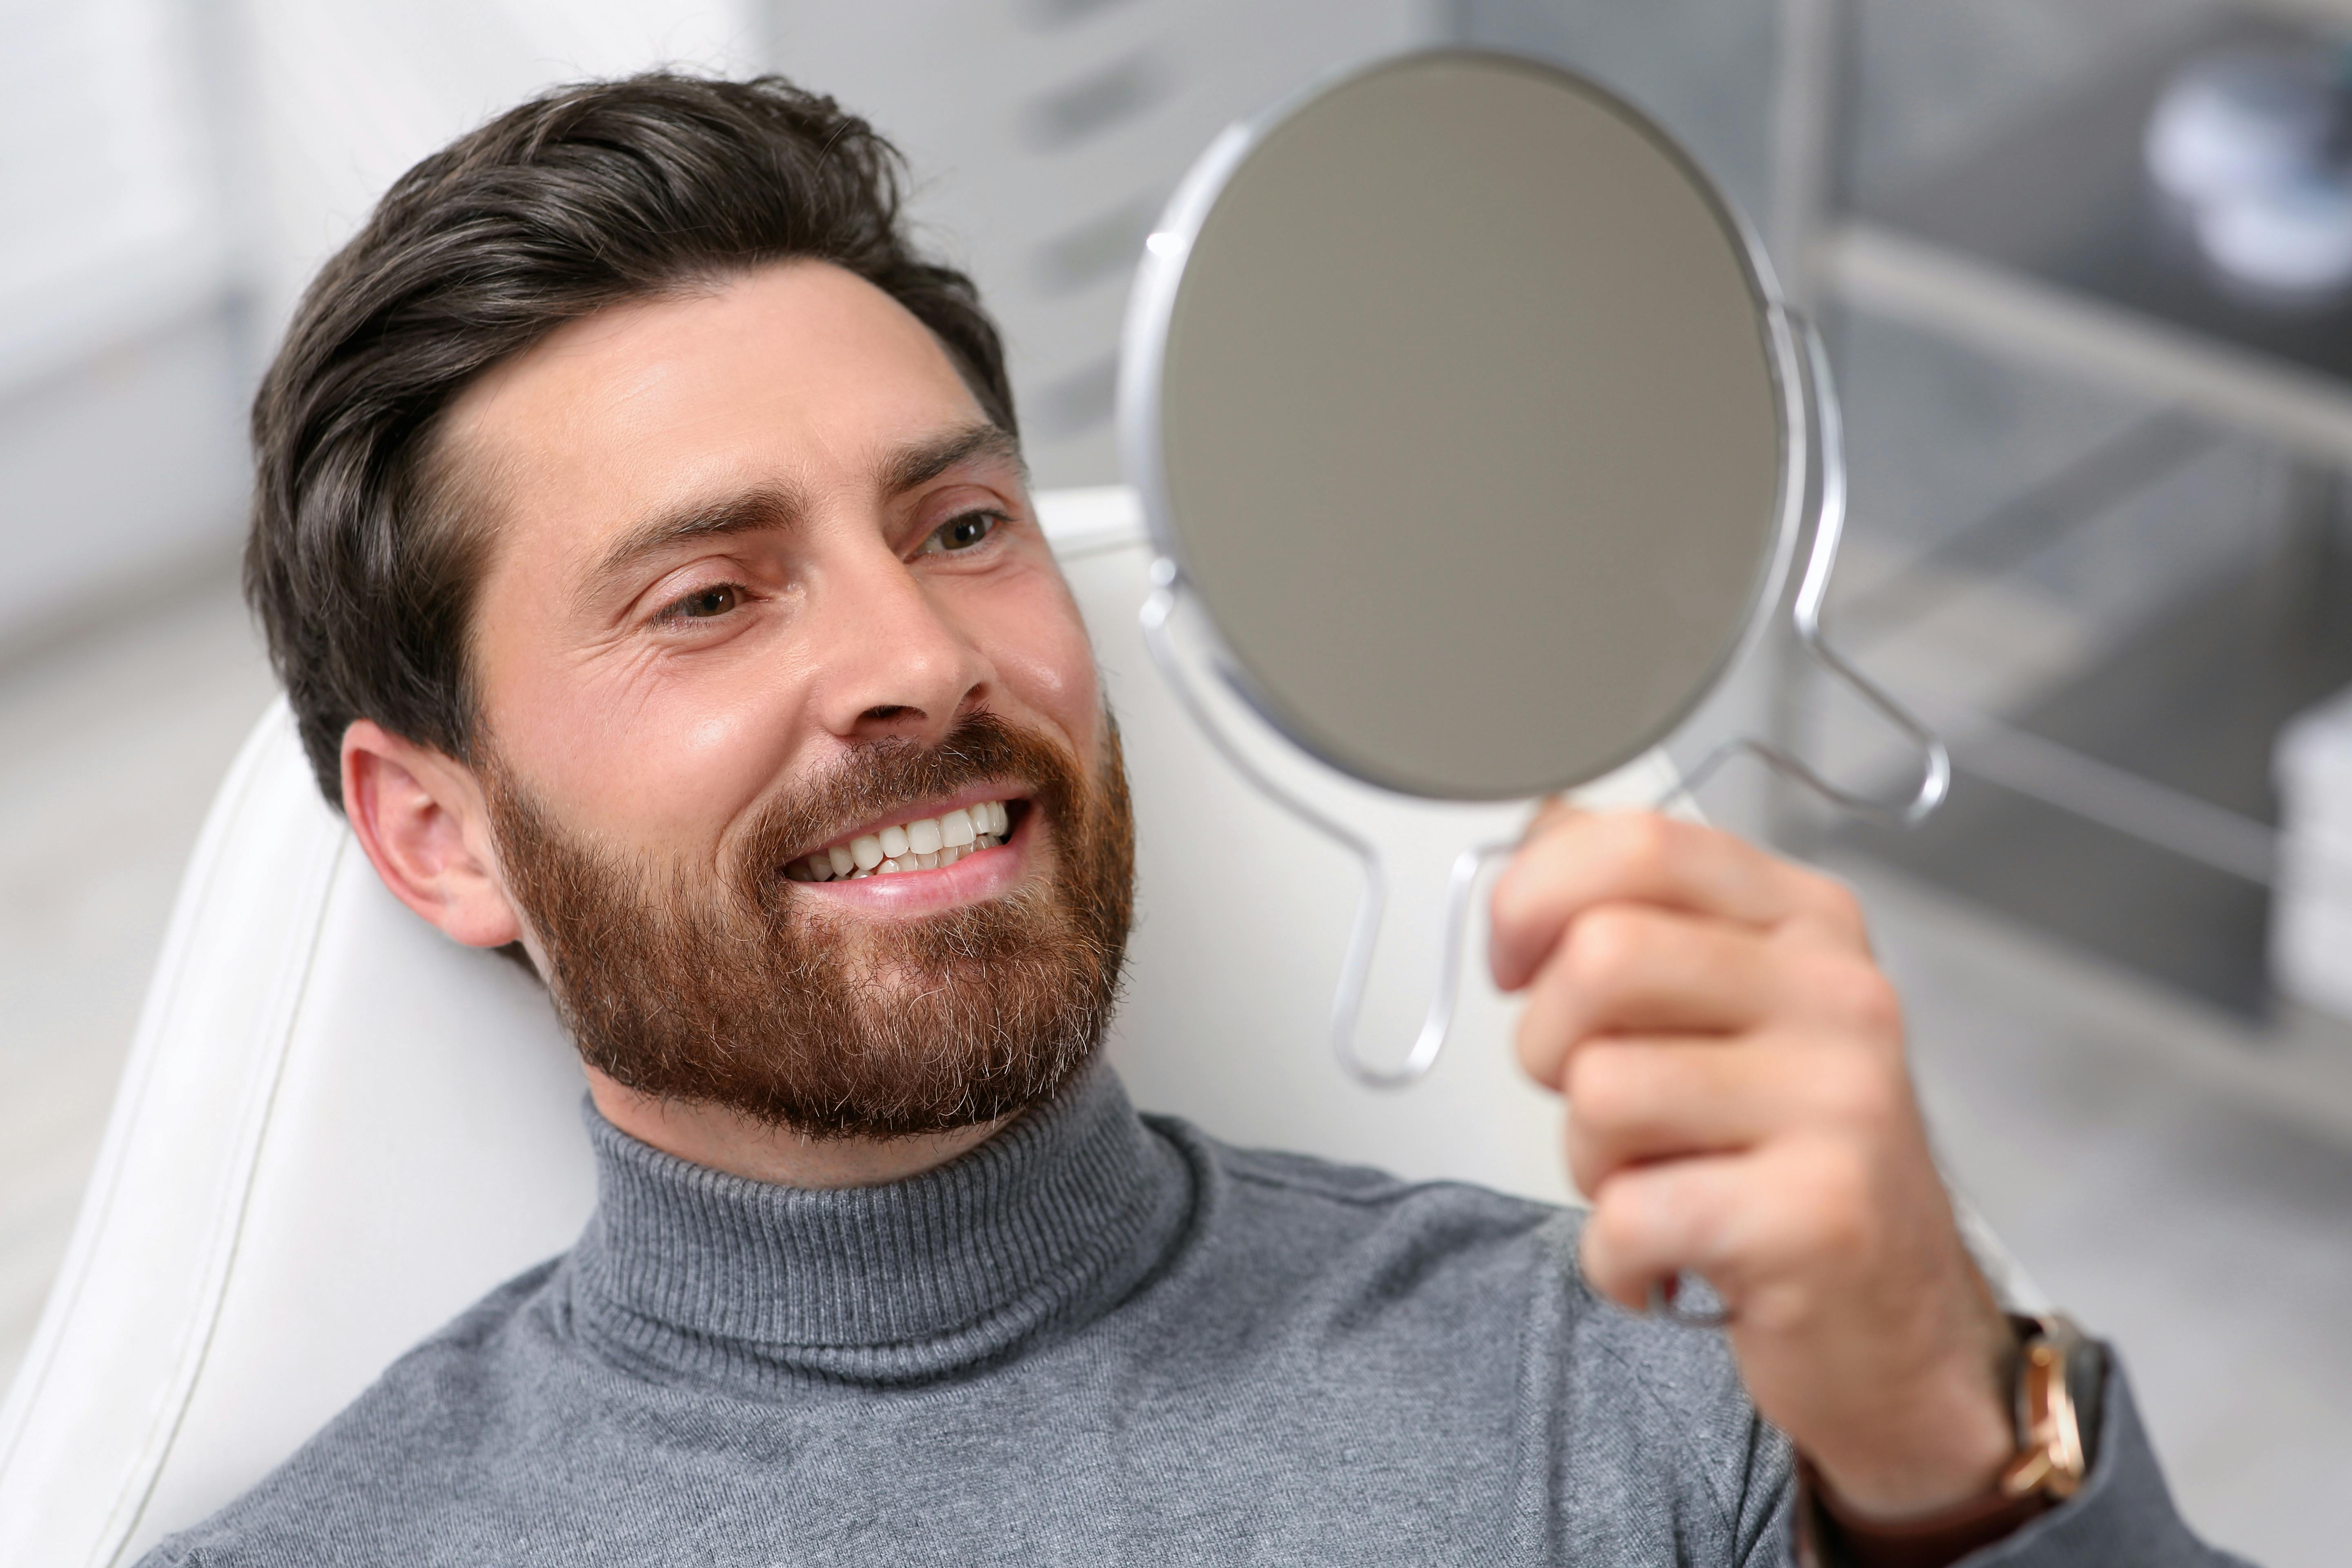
1123, 50, 1796, 800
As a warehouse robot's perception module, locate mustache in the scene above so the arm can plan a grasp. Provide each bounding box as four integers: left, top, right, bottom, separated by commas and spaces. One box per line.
734, 711, 1081, 897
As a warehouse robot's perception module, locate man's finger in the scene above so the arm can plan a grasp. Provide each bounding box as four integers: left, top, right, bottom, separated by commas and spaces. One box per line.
1575, 1151, 1753, 1315
1512, 906, 1780, 1087
1560, 1036, 1795, 1196
1489, 809, 1865, 993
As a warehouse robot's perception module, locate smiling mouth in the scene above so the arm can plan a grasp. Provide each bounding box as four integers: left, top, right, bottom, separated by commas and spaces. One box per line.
784, 799, 1020, 883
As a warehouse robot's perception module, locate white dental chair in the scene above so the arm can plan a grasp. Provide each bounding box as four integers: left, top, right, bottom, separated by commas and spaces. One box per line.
0, 488, 1679, 1567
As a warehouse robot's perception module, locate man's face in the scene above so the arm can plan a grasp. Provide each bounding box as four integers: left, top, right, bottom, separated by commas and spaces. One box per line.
438, 261, 1132, 1137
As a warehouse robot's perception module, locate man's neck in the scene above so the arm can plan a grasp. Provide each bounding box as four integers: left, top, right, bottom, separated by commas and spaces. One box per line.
585, 1069, 1007, 1189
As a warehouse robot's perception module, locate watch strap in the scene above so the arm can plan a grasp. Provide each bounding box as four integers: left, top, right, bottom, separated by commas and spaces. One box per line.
1799, 1454, 2052, 1568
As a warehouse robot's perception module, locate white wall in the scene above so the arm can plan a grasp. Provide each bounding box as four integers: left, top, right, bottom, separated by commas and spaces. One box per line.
234, 0, 766, 341
0, 0, 228, 390
0, 310, 250, 642
0, 0, 243, 646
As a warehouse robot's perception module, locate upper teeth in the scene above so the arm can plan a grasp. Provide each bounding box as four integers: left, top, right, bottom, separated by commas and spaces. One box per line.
785, 800, 1014, 883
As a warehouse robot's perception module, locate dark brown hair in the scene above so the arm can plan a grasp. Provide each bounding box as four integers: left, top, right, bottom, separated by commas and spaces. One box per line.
247, 72, 1017, 806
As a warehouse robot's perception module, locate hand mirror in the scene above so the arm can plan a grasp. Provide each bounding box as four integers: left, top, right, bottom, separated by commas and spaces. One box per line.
1118, 49, 1946, 1090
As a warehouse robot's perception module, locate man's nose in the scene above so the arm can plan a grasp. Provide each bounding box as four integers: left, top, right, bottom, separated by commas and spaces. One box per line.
804, 546, 991, 744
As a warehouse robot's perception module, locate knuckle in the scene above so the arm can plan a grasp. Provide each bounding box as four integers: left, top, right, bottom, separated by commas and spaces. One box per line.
1810, 1056, 1902, 1131
1561, 1125, 1608, 1201
1808, 873, 1866, 933
1563, 1042, 1636, 1120
1575, 1223, 1631, 1304
1566, 906, 1649, 987
1582, 1183, 1646, 1264
1488, 858, 1538, 934
1813, 953, 1902, 1037
1513, 1012, 1562, 1083
1791, 1145, 1881, 1267
1606, 811, 1679, 882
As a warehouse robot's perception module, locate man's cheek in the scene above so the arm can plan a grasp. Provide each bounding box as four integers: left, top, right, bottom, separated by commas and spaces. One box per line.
980, 578, 1098, 723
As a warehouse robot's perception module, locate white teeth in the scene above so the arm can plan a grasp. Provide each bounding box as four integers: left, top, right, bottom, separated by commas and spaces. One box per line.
795, 801, 1013, 884
849, 866, 873, 879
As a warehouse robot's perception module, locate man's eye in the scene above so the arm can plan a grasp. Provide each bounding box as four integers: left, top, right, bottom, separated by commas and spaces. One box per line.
672, 585, 740, 620
926, 511, 1001, 553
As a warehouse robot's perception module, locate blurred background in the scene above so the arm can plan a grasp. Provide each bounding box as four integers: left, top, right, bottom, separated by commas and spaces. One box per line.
3, 0, 2351, 1561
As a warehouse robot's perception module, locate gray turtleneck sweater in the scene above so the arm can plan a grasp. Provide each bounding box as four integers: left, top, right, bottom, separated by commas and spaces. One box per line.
145, 1067, 2231, 1566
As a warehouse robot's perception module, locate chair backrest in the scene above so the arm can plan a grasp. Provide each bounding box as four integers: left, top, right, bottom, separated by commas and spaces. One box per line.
0, 487, 1675, 1566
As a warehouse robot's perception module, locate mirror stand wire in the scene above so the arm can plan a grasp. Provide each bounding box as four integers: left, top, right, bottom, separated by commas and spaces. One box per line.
1659, 319, 1952, 831
1139, 564, 1522, 1090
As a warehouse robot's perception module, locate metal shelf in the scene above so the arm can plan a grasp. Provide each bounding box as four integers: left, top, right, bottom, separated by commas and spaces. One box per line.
1779, 0, 2352, 1013
2244, 0, 2352, 30
1836, 547, 2352, 1015
1826, 222, 2352, 461
1821, 11, 2352, 461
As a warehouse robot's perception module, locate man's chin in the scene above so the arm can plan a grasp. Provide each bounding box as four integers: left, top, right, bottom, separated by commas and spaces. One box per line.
487, 710, 1135, 1141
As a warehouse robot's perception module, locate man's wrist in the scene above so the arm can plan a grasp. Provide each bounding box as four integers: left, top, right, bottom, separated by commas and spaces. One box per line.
1803, 1315, 2018, 1518
1797, 1315, 2111, 1568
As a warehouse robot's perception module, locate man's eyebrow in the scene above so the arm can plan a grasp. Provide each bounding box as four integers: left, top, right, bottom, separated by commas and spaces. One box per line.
584, 424, 1022, 592
590, 487, 806, 587
884, 422, 1027, 495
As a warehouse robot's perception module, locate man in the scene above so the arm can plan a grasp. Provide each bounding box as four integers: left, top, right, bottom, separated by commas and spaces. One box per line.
148, 73, 2238, 1566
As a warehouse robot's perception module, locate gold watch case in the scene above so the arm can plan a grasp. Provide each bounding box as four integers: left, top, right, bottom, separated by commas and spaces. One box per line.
1999, 1314, 2092, 1502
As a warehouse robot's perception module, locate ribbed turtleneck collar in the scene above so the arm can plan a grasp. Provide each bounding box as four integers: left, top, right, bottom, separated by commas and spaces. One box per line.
566, 1064, 1193, 1390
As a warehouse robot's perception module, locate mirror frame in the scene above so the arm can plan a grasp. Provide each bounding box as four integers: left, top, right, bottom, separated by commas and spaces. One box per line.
1117, 47, 1817, 800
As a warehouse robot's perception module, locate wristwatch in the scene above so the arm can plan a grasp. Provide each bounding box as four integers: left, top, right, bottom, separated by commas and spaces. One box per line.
1998, 1312, 2103, 1503
1799, 1314, 2107, 1567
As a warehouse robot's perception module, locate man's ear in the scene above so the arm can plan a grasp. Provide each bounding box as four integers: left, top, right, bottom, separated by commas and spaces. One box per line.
341, 719, 524, 950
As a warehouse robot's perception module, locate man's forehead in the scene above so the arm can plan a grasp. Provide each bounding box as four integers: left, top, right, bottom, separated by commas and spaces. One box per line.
438, 261, 993, 546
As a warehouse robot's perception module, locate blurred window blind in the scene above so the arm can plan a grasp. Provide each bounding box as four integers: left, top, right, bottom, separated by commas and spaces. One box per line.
772, 0, 1437, 488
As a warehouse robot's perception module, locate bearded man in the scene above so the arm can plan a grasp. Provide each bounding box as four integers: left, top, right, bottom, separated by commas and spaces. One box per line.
145, 72, 2239, 1568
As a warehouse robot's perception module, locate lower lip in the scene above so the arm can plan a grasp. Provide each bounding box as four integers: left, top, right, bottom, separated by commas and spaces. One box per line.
791, 815, 1032, 914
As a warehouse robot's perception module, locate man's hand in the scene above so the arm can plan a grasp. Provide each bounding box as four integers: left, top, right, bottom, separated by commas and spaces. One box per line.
1490, 805, 2016, 1520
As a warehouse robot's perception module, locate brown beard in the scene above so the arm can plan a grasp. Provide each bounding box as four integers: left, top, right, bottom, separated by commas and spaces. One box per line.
483, 711, 1135, 1140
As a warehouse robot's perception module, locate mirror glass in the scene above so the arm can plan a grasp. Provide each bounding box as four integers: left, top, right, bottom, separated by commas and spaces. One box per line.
1135, 51, 1791, 800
